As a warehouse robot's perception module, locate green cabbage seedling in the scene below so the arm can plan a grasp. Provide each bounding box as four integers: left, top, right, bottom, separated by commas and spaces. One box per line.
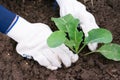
48, 14, 83, 53
47, 14, 120, 61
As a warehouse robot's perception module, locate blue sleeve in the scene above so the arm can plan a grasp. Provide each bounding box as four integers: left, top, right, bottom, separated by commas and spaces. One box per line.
0, 5, 17, 34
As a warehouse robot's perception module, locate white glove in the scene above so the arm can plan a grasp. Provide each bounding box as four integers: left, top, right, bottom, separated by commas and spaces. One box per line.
56, 0, 99, 51
7, 16, 78, 70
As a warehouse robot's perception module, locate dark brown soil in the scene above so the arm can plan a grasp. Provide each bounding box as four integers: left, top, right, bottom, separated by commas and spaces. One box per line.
0, 0, 120, 80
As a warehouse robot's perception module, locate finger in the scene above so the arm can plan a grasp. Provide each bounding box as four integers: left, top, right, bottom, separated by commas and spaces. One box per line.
51, 47, 72, 67
33, 53, 58, 70
42, 49, 61, 68
88, 42, 98, 51
59, 44, 79, 63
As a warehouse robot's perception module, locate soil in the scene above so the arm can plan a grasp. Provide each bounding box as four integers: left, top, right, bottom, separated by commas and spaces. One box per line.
0, 0, 120, 80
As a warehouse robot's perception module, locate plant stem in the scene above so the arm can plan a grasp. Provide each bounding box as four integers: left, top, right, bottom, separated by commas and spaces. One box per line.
77, 44, 86, 54
70, 47, 77, 54
84, 51, 96, 56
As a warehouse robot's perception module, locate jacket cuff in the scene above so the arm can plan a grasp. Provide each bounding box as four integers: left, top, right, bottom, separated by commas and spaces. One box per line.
0, 5, 17, 34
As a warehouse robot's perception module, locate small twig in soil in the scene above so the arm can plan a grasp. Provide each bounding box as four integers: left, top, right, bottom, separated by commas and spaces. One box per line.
106, 70, 117, 78
95, 60, 117, 78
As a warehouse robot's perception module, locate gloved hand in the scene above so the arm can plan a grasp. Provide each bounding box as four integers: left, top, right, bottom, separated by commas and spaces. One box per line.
56, 0, 99, 51
7, 16, 78, 70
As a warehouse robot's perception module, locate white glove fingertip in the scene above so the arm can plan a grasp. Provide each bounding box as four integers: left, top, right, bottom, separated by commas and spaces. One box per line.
47, 65, 58, 70
64, 60, 71, 67
71, 54, 79, 63
88, 43, 98, 51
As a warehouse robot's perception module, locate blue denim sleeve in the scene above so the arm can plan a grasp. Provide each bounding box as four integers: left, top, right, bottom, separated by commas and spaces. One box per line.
0, 5, 17, 34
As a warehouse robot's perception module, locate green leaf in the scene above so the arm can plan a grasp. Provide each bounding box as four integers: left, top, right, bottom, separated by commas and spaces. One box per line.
47, 31, 66, 48
51, 18, 67, 32
85, 28, 113, 44
97, 43, 120, 61
51, 14, 77, 32
75, 31, 83, 44
64, 39, 75, 49
61, 14, 74, 22
74, 31, 83, 51
67, 19, 80, 40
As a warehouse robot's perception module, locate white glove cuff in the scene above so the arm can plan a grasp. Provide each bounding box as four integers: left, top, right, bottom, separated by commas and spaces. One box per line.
7, 16, 31, 42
